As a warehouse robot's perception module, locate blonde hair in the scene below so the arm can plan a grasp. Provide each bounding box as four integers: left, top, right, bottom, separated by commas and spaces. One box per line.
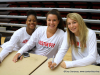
66, 13, 88, 51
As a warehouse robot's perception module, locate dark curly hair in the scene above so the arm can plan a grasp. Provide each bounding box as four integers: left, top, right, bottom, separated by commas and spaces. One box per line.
27, 10, 37, 20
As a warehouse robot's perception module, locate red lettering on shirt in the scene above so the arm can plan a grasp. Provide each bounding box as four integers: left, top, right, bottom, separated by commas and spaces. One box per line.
44, 42, 48, 47
38, 40, 55, 48
77, 42, 79, 46
38, 40, 41, 45
41, 41, 43, 46
52, 44, 55, 48
49, 43, 52, 47
72, 42, 86, 48
22, 40, 28, 43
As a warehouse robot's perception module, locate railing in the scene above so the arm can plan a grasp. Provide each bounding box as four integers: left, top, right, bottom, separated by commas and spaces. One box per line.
0, 7, 100, 13
0, 15, 100, 23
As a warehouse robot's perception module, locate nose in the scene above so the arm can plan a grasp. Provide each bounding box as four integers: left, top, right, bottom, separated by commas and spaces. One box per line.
50, 20, 53, 24
70, 23, 73, 28
31, 21, 34, 23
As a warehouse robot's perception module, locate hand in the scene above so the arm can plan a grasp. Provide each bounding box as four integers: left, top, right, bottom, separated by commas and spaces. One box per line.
60, 61, 66, 69
48, 61, 57, 70
12, 53, 23, 63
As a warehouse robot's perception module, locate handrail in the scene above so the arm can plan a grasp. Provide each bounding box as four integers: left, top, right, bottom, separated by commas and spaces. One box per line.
0, 15, 100, 23
0, 23, 26, 27
97, 40, 100, 43
0, 7, 100, 13
0, 23, 40, 28
0, 23, 100, 34
95, 31, 100, 34
0, 30, 14, 33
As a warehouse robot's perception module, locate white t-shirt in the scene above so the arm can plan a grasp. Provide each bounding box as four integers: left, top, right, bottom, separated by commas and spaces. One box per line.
18, 26, 65, 58
0, 27, 31, 62
54, 28, 97, 68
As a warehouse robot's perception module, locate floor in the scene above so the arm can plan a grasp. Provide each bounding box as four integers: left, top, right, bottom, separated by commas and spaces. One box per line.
1, 37, 72, 61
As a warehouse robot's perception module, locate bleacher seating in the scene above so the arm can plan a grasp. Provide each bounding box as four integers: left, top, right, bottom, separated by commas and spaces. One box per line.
0, 0, 100, 44
57, 2, 70, 8
74, 2, 88, 8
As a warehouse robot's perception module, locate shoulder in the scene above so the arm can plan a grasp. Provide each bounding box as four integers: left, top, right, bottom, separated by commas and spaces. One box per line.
56, 29, 65, 39
36, 26, 47, 30
15, 27, 25, 32
87, 28, 96, 41
57, 29, 65, 35
88, 28, 96, 37
14, 27, 26, 35
35, 26, 47, 32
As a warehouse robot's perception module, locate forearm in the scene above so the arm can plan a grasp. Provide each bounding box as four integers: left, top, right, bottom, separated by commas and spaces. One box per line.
17, 44, 30, 55
0, 36, 19, 61
0, 46, 13, 62
17, 39, 35, 55
54, 32, 69, 65
54, 49, 68, 65
64, 55, 96, 68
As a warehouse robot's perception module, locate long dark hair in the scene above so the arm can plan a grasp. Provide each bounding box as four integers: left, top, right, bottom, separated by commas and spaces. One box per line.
46, 9, 65, 32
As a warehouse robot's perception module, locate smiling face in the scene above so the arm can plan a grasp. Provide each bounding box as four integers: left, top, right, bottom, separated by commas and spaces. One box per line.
26, 15, 37, 30
67, 18, 79, 36
46, 14, 59, 31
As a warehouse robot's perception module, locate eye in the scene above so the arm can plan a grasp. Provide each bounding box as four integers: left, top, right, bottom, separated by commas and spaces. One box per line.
67, 23, 70, 25
48, 19, 51, 21
73, 21, 76, 24
28, 20, 31, 22
33, 20, 36, 22
53, 19, 56, 21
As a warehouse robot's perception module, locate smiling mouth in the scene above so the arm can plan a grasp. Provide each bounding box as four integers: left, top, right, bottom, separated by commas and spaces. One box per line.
71, 28, 76, 31
50, 25, 55, 27
30, 24, 35, 27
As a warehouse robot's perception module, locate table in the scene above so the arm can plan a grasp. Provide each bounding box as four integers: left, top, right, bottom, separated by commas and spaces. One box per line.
31, 58, 100, 75
0, 48, 47, 75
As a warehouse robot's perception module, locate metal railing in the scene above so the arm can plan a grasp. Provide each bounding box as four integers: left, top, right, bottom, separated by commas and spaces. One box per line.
0, 15, 100, 23
0, 7, 100, 13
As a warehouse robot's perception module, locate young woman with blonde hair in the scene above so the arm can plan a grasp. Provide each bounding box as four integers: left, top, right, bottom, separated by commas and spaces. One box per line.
48, 13, 97, 69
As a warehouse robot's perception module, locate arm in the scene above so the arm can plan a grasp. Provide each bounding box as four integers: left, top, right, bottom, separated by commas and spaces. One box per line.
0, 32, 20, 62
63, 30, 97, 68
48, 32, 69, 69
13, 27, 40, 62
54, 32, 70, 65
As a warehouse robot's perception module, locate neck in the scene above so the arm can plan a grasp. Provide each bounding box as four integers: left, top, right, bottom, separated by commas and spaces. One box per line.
26, 27, 35, 35
47, 27, 57, 34
75, 32, 79, 36
46, 27, 57, 38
